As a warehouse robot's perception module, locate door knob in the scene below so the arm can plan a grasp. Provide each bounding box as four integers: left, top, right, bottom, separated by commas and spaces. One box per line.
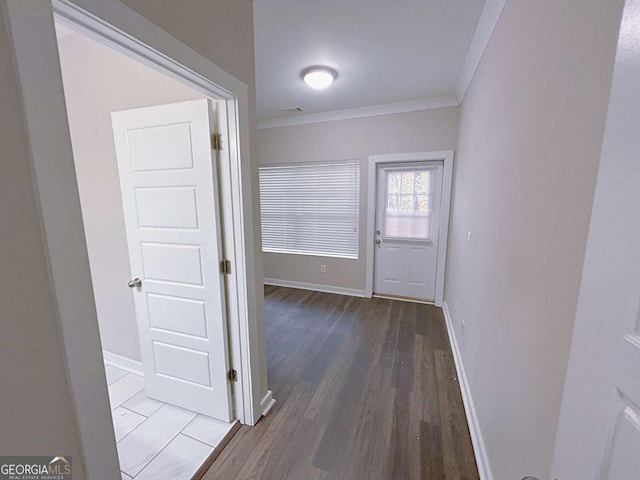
375, 239, 381, 244
128, 278, 142, 288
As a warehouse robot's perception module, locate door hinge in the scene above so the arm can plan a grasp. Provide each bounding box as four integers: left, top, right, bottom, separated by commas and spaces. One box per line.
220, 259, 232, 275
228, 369, 238, 382
211, 133, 223, 151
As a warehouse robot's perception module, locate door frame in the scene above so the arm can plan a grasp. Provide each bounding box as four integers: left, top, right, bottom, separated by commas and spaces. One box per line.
365, 151, 454, 306
4, 0, 267, 477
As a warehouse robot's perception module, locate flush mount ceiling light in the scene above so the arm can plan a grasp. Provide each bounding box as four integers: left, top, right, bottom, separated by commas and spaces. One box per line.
302, 66, 337, 90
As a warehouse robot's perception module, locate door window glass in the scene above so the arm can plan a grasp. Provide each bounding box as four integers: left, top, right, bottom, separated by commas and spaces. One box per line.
383, 170, 433, 239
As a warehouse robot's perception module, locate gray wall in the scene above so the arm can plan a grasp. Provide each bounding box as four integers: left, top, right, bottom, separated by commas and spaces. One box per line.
444, 0, 623, 478
257, 107, 459, 291
58, 32, 204, 362
0, 8, 84, 474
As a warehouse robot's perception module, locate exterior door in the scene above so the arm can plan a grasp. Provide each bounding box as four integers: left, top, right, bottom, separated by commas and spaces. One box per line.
551, 1, 640, 477
373, 162, 443, 301
111, 98, 232, 421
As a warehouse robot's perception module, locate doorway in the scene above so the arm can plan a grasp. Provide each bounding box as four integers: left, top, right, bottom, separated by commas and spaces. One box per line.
365, 151, 454, 306
373, 162, 444, 302
5, 0, 268, 476
55, 22, 236, 479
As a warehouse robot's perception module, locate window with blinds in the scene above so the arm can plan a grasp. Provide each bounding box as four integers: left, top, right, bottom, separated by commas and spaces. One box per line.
259, 161, 360, 259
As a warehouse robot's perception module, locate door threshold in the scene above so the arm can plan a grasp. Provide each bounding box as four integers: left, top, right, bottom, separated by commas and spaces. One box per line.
192, 419, 241, 479
372, 293, 435, 305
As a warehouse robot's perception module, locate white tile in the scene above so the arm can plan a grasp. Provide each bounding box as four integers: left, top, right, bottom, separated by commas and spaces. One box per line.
135, 434, 212, 480
117, 404, 197, 477
121, 390, 164, 417
181, 414, 233, 447
121, 472, 132, 480
112, 407, 145, 442
108, 374, 144, 410
105, 365, 127, 385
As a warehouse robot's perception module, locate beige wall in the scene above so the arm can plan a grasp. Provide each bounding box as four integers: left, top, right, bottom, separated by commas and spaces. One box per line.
444, 0, 623, 478
58, 32, 204, 362
258, 107, 459, 291
0, 7, 84, 476
120, 0, 255, 86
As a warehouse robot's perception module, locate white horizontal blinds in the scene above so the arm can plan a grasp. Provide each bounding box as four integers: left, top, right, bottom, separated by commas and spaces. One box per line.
259, 161, 360, 258
383, 169, 433, 239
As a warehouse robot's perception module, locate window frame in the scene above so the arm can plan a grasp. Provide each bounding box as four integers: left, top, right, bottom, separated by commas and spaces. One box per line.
380, 165, 437, 242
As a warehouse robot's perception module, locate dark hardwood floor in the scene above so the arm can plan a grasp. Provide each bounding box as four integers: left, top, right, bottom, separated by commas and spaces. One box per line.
203, 286, 478, 479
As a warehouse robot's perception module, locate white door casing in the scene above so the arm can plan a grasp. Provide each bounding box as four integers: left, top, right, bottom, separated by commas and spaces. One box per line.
365, 151, 454, 306
112, 99, 232, 421
551, 1, 640, 478
373, 162, 444, 301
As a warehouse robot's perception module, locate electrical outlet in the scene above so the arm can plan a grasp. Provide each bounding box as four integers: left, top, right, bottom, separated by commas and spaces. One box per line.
320, 264, 327, 274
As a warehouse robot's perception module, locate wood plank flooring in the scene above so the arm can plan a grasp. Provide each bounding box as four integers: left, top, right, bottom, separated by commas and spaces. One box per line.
203, 286, 478, 480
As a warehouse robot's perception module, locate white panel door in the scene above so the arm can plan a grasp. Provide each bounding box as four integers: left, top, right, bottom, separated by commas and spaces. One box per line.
111, 99, 232, 421
551, 1, 640, 478
373, 162, 443, 301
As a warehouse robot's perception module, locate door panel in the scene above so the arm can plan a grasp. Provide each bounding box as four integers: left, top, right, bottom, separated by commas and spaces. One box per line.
379, 245, 401, 284
140, 243, 204, 285
408, 247, 429, 286
373, 163, 443, 301
599, 335, 640, 477
604, 401, 640, 479
147, 294, 207, 338
111, 99, 232, 421
127, 123, 195, 171
135, 187, 199, 228
152, 342, 212, 387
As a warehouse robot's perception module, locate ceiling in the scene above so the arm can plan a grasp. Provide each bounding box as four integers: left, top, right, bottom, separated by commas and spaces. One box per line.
253, 0, 486, 122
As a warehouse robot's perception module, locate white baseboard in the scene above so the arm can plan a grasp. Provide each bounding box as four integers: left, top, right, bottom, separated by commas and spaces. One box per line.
102, 350, 143, 376
264, 278, 366, 298
442, 302, 493, 480
104, 350, 277, 422
260, 390, 276, 417
372, 293, 434, 305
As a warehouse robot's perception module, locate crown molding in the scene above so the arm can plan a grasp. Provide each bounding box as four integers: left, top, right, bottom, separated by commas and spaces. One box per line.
257, 96, 459, 129
54, 21, 76, 40
455, 0, 508, 102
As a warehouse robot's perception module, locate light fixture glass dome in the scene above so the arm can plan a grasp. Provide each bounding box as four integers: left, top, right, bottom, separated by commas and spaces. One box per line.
302, 67, 337, 90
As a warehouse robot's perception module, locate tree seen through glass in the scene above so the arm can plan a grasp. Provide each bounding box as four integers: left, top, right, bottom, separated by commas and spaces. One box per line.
384, 169, 433, 239
386, 171, 431, 213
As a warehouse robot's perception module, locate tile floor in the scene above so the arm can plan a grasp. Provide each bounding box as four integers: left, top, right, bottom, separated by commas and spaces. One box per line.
105, 364, 235, 479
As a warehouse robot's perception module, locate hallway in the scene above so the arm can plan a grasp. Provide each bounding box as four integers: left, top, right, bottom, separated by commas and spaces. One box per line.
205, 286, 478, 479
